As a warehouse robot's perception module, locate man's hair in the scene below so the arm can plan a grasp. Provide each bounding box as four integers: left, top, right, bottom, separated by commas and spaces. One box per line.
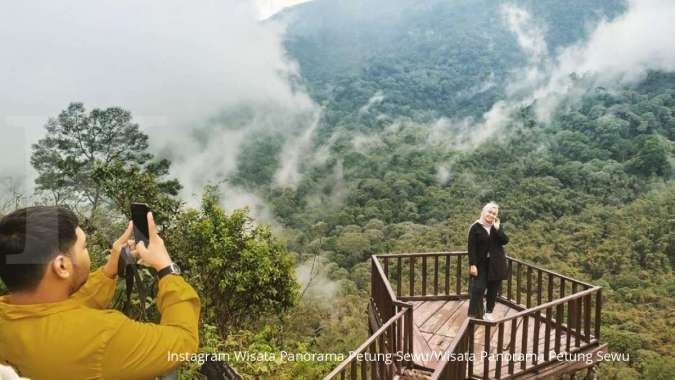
0, 206, 79, 292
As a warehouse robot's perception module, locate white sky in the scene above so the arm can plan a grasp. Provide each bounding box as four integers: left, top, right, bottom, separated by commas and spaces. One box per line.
255, 0, 314, 19
0, 0, 317, 205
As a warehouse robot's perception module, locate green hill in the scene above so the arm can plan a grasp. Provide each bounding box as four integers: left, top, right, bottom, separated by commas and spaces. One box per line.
276, 0, 626, 124
231, 2, 674, 378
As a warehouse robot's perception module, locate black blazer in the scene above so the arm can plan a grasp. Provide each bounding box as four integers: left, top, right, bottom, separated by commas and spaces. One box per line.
468, 222, 509, 281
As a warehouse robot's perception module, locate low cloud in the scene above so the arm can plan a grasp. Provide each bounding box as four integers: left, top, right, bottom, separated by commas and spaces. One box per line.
435, 163, 453, 186
358, 90, 386, 115
442, 0, 675, 148
0, 0, 321, 220
274, 110, 322, 188
255, 0, 314, 20
530, 0, 675, 121
295, 255, 339, 301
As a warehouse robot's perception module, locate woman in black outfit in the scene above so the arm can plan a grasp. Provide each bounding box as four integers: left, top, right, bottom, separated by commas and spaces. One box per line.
468, 202, 509, 320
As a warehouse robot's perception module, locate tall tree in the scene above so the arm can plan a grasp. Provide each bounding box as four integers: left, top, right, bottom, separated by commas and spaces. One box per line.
30, 102, 172, 219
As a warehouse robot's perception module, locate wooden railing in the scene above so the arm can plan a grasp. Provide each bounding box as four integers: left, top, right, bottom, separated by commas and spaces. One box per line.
430, 319, 472, 380
323, 307, 412, 380
324, 256, 413, 380
327, 252, 603, 379
378, 252, 469, 299
420, 253, 603, 380
461, 286, 602, 379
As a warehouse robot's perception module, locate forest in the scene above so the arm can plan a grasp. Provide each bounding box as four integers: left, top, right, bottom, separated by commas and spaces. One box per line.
1, 0, 673, 379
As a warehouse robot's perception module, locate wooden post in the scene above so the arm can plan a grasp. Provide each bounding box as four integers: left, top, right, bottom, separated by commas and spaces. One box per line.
456, 254, 462, 295
445, 254, 450, 295
397, 257, 402, 298
537, 269, 543, 306
520, 315, 529, 371
422, 255, 428, 296
484, 324, 491, 378
507, 259, 513, 301
555, 302, 562, 353
509, 318, 517, 376
595, 288, 602, 340
544, 306, 552, 361
434, 255, 439, 295
547, 273, 553, 304
496, 322, 504, 379
584, 293, 591, 342
568, 283, 577, 351
378, 334, 385, 379
410, 256, 415, 297
527, 266, 532, 308
405, 306, 413, 368
468, 321, 475, 378
533, 310, 540, 366
516, 262, 522, 305
575, 295, 582, 348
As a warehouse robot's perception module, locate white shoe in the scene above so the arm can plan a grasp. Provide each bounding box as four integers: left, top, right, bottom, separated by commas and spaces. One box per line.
484, 312, 494, 321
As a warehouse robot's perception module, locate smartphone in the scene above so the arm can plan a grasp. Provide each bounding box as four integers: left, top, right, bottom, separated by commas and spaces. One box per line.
131, 202, 150, 247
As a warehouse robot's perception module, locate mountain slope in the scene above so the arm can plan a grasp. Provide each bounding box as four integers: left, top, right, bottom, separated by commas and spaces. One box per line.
277, 0, 626, 124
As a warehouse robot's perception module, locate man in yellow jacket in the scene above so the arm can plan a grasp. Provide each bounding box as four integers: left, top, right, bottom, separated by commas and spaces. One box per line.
0, 207, 200, 379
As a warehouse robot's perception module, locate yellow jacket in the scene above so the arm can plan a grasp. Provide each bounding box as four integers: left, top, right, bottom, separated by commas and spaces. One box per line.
0, 267, 200, 379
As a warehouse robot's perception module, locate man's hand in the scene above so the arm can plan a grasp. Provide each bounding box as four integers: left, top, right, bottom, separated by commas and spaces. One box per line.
103, 221, 134, 279
135, 212, 173, 271
470, 265, 478, 277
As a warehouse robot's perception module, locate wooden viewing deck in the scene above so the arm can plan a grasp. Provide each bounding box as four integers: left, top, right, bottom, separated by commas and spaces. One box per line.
324, 252, 606, 380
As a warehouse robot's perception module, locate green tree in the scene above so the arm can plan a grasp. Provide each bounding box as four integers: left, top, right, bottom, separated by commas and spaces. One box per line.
30, 102, 159, 219
91, 159, 182, 226
165, 187, 298, 335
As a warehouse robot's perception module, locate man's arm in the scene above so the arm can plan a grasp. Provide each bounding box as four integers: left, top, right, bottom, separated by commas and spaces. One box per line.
70, 222, 134, 308
101, 274, 201, 379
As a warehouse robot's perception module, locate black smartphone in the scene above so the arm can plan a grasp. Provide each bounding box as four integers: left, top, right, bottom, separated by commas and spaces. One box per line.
131, 202, 150, 247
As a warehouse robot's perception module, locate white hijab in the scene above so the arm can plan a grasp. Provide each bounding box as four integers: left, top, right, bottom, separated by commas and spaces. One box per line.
475, 202, 499, 234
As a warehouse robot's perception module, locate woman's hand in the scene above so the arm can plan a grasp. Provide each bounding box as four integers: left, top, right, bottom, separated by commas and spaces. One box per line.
494, 218, 500, 230
470, 265, 478, 277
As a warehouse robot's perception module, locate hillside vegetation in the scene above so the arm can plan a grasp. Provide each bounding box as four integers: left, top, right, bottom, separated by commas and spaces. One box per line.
1, 0, 672, 378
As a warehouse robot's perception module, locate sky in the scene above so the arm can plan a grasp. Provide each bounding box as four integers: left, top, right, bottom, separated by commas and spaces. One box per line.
255, 0, 314, 19
0, 0, 318, 216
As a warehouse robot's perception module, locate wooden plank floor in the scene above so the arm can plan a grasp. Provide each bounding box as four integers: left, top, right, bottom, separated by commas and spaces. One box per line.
409, 299, 586, 378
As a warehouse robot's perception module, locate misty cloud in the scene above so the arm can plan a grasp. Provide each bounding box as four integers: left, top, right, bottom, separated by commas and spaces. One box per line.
0, 0, 321, 219
531, 0, 675, 121
500, 4, 549, 97
435, 163, 453, 186
274, 110, 321, 188
443, 0, 675, 147
255, 0, 314, 20
295, 254, 339, 302
358, 90, 385, 115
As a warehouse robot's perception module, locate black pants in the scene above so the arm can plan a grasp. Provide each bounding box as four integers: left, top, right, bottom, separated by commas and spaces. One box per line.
468, 259, 501, 317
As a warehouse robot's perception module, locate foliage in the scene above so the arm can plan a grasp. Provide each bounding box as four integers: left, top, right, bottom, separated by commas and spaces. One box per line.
7, 2, 674, 378
279, 0, 626, 129
30, 102, 155, 218
164, 187, 299, 336
91, 159, 182, 226
234, 73, 674, 377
